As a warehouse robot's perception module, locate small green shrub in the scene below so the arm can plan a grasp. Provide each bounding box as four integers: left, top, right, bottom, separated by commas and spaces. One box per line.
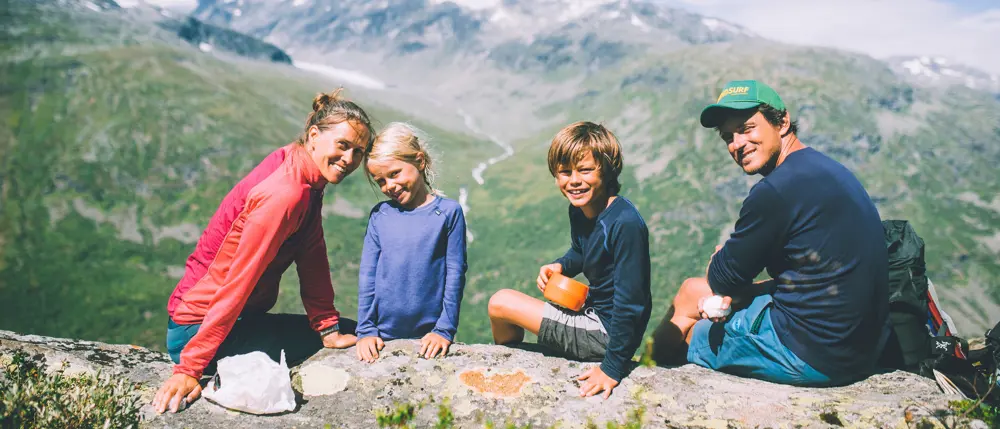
949, 399, 999, 428
376, 402, 420, 428
435, 399, 455, 429
604, 406, 645, 429
638, 338, 656, 368
0, 350, 142, 429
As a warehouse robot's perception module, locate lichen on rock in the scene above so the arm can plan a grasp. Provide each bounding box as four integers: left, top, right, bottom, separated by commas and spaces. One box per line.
459, 368, 532, 397
297, 362, 350, 396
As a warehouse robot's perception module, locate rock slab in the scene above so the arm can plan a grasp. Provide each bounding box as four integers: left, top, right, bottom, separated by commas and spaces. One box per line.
0, 330, 960, 428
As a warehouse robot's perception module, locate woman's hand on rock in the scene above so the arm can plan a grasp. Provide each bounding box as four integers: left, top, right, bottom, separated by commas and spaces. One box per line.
152, 373, 202, 414
323, 331, 358, 349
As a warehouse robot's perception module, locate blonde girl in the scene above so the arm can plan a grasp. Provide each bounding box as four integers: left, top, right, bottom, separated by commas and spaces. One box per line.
355, 123, 468, 362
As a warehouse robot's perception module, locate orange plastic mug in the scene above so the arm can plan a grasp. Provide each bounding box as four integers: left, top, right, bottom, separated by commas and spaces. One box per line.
543, 272, 589, 312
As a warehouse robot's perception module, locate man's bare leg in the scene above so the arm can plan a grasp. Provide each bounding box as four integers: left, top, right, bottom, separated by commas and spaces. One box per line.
651, 277, 714, 365
488, 289, 546, 345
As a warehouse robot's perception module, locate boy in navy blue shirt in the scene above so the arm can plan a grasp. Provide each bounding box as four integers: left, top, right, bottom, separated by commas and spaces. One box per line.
650, 80, 888, 386
488, 121, 652, 399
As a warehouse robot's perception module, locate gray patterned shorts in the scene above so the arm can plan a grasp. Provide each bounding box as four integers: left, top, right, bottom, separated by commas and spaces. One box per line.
538, 304, 609, 361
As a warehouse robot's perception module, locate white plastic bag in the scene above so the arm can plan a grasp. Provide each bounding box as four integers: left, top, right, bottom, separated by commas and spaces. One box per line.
201, 350, 297, 415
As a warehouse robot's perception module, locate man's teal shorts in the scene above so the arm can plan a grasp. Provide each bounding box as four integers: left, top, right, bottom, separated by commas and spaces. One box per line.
687, 294, 834, 386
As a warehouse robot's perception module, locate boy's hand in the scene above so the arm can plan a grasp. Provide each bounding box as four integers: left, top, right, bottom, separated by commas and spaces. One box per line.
152, 373, 202, 414
419, 332, 451, 359
577, 366, 619, 399
356, 336, 384, 363
537, 263, 563, 292
323, 331, 358, 349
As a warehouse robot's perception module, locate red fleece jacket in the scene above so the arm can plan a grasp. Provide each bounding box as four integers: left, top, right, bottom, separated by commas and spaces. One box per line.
167, 144, 340, 379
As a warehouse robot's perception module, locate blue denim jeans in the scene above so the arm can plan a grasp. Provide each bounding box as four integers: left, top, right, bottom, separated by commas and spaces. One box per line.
687, 294, 834, 386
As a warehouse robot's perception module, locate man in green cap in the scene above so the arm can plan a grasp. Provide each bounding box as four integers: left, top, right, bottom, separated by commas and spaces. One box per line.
650, 80, 889, 386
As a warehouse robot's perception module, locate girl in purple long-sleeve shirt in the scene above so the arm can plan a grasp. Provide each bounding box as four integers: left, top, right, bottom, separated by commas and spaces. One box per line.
355, 122, 468, 363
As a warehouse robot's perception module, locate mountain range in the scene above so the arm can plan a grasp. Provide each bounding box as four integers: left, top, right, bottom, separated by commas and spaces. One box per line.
1, 0, 998, 350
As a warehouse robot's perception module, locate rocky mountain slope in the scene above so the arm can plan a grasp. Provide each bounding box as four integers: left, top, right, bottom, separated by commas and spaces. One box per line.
190, 0, 762, 138
158, 16, 292, 63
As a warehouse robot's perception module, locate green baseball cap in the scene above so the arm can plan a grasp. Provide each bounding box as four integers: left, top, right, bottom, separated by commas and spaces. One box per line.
699, 80, 786, 128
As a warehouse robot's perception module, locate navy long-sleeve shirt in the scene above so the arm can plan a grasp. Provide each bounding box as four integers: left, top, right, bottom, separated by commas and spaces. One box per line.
708, 147, 889, 378
356, 196, 468, 342
555, 196, 652, 382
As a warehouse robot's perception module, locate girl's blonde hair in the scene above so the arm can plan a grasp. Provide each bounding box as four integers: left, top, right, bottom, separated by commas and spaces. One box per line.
368, 122, 443, 196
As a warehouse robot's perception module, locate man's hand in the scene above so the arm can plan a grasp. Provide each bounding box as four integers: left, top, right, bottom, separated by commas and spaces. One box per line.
356, 336, 384, 363
152, 373, 202, 414
577, 366, 619, 399
698, 294, 733, 322
537, 263, 563, 292
419, 332, 452, 359
323, 331, 358, 349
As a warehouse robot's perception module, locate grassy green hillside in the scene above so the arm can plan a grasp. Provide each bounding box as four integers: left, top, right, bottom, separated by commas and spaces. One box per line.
0, 0, 495, 348
461, 42, 1000, 337
3, 0, 998, 353
188, 0, 1000, 342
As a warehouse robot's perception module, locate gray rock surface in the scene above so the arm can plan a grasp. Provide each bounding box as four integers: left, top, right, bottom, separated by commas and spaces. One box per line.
0, 330, 961, 428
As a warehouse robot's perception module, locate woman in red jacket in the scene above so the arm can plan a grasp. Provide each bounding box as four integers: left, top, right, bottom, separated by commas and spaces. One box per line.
152, 89, 374, 414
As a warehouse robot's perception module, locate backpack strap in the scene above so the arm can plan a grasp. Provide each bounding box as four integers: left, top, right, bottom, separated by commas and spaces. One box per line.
986, 321, 1000, 345
986, 321, 1000, 367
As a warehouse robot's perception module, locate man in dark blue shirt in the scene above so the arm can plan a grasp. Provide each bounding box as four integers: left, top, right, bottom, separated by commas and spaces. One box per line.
650, 80, 889, 386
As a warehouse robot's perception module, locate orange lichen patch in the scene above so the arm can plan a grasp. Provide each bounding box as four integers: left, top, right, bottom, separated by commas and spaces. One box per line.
459, 369, 532, 397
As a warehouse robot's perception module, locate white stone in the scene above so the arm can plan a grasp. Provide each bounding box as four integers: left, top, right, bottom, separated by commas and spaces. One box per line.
703, 295, 731, 319
298, 362, 350, 396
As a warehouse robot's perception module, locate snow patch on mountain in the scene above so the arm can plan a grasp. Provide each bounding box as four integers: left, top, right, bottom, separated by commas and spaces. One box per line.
630, 14, 650, 32
137, 0, 196, 13
293, 61, 388, 90
700, 17, 754, 36
893, 56, 999, 92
